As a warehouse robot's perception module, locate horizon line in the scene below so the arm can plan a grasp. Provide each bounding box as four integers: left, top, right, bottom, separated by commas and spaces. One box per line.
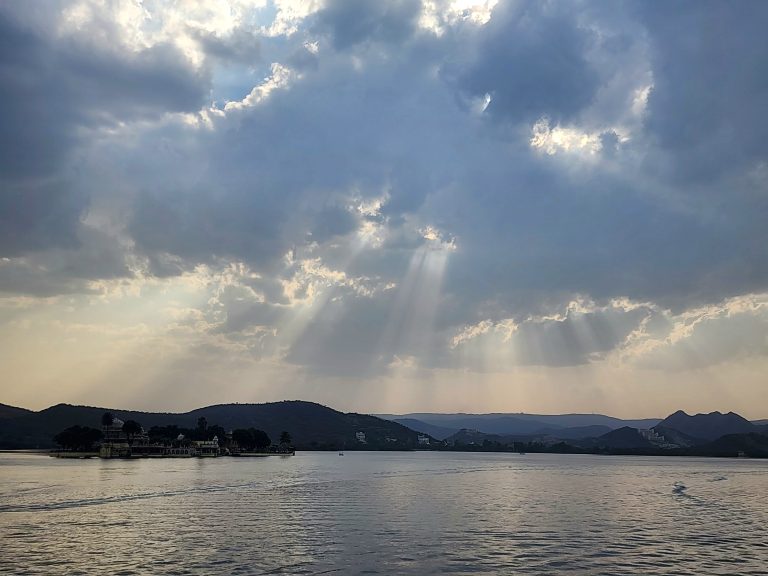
3, 399, 766, 421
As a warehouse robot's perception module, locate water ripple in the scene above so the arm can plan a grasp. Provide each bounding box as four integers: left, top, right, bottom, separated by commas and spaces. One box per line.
1, 453, 767, 575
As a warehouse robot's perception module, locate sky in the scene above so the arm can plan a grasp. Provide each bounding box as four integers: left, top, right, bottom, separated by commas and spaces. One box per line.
1, 0, 767, 418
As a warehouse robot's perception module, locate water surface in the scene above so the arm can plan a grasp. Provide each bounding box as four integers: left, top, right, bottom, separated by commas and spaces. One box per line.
1, 452, 766, 574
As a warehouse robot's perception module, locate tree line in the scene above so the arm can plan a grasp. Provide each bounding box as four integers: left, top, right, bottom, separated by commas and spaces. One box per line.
53, 425, 103, 451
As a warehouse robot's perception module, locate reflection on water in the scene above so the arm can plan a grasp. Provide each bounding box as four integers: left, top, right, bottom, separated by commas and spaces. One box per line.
1, 452, 767, 574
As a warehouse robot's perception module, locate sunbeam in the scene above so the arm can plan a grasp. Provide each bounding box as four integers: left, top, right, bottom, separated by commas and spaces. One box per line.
379, 232, 455, 388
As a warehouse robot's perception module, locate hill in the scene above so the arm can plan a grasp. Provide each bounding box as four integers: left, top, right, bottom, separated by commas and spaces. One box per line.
590, 427, 655, 450
651, 425, 701, 448
695, 433, 768, 458
0, 401, 426, 450
444, 424, 614, 448
542, 425, 613, 439
378, 412, 661, 435
392, 418, 457, 440
405, 415, 560, 435
448, 428, 505, 446
657, 410, 757, 441
0, 403, 32, 419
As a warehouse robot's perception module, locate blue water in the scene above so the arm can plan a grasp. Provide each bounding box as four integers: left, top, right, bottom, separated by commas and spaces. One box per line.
1, 452, 766, 574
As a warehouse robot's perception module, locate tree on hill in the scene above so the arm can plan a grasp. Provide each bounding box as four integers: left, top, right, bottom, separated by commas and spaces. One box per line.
122, 420, 142, 445
101, 412, 114, 427
232, 428, 254, 450
191, 417, 210, 440
232, 428, 270, 451
54, 426, 103, 451
148, 425, 182, 442
254, 429, 271, 449
207, 424, 227, 442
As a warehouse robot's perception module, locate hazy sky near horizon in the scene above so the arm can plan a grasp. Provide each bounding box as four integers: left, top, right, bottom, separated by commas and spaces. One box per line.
1, 0, 767, 418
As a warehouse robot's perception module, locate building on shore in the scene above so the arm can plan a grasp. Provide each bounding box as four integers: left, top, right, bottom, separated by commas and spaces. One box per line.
99, 417, 132, 458
193, 437, 220, 457
100, 419, 190, 458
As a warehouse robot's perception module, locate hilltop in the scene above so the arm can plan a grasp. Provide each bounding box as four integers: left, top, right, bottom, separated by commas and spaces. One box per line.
656, 410, 757, 441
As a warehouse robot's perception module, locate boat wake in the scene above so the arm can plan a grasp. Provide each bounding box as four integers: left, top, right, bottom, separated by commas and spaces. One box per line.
0, 482, 257, 513
672, 481, 688, 496
671, 481, 708, 507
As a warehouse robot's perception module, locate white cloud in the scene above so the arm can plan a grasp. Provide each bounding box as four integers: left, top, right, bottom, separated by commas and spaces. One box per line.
529, 117, 604, 156
620, 294, 768, 370
223, 63, 297, 110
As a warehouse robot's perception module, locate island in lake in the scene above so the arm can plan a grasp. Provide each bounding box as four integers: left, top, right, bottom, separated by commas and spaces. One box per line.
46, 412, 294, 458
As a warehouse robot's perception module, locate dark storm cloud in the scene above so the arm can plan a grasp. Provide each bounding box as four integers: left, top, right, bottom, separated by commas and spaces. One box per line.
0, 12, 74, 180
126, 36, 456, 273
0, 8, 207, 182
0, 5, 209, 260
315, 0, 422, 49
434, 150, 768, 319
190, 27, 261, 64
0, 178, 85, 257
0, 226, 130, 296
130, 185, 288, 272
455, 1, 599, 124
128, 161, 360, 276
639, 0, 768, 183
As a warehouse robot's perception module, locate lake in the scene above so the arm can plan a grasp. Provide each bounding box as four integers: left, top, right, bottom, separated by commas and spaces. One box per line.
1, 452, 766, 574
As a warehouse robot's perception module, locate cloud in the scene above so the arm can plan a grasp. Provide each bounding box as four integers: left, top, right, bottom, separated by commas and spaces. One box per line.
1, 0, 768, 390
0, 6, 208, 179
640, 0, 768, 183
446, 299, 652, 369
191, 26, 261, 64
0, 4, 209, 258
315, 0, 422, 49
455, 1, 599, 124
622, 295, 768, 371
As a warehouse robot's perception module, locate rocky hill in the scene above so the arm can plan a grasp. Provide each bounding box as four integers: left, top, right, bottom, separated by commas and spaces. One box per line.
657, 410, 757, 441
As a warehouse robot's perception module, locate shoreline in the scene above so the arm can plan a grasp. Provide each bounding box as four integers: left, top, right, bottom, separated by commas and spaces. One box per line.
2, 449, 759, 460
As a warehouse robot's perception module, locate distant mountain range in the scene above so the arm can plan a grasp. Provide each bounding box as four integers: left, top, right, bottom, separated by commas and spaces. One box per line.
378, 412, 664, 440
0, 401, 424, 450
434, 410, 768, 457
2, 402, 766, 457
